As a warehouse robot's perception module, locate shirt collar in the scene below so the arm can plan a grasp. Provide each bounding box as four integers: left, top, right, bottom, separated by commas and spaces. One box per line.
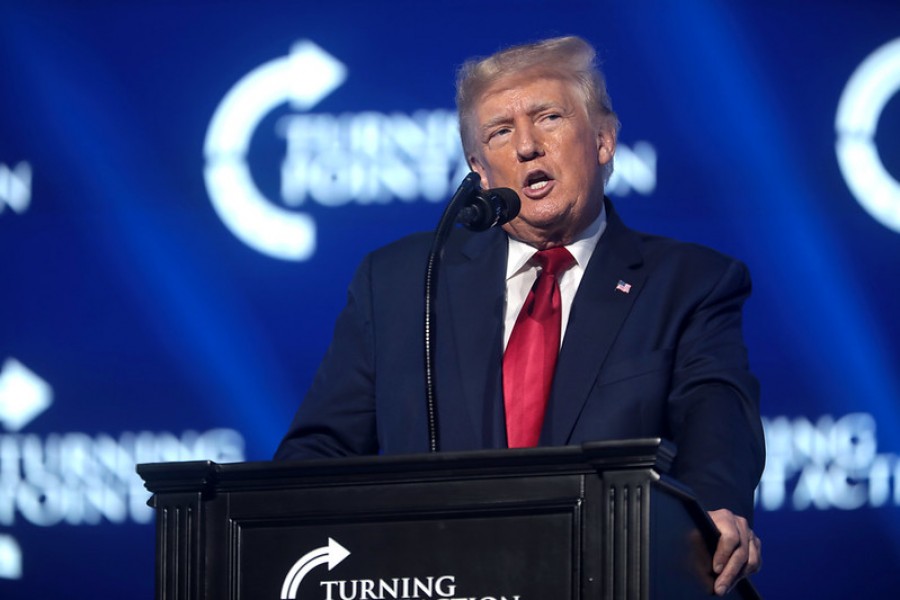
505, 201, 608, 279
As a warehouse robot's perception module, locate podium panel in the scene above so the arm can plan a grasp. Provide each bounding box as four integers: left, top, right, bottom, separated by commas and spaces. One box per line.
138, 439, 760, 600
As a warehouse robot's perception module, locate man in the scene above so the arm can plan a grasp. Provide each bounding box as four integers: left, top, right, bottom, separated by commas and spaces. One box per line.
276, 36, 764, 596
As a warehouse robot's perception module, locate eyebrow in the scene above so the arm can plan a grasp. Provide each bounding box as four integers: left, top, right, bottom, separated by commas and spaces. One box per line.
480, 114, 512, 133
479, 100, 565, 134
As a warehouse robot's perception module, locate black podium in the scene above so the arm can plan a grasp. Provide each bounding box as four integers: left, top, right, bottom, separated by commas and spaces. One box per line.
138, 439, 760, 600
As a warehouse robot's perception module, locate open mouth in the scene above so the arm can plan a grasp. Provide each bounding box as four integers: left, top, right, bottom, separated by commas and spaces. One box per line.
523, 170, 554, 195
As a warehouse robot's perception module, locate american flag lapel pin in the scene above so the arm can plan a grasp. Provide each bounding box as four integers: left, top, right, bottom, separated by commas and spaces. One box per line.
615, 280, 632, 294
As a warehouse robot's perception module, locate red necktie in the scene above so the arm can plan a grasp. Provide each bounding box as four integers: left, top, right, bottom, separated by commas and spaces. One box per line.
503, 247, 576, 448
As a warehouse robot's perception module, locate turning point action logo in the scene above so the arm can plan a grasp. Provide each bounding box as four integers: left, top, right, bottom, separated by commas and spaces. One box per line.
0, 358, 246, 581
836, 37, 900, 233
280, 538, 521, 600
204, 40, 345, 262
203, 40, 657, 262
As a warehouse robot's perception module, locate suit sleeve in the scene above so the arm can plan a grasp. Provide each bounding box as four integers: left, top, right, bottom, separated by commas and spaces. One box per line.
274, 254, 380, 460
667, 258, 765, 522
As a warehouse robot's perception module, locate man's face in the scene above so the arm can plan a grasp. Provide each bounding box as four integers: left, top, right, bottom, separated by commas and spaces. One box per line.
468, 74, 616, 248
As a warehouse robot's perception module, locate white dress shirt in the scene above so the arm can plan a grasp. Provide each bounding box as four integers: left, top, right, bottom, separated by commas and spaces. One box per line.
503, 203, 608, 350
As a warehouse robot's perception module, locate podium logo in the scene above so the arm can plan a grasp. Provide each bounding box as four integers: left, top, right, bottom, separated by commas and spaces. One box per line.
836, 37, 900, 234
279, 538, 522, 600
281, 538, 351, 599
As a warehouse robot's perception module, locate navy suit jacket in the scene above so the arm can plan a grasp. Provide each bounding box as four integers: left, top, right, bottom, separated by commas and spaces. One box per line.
276, 199, 765, 520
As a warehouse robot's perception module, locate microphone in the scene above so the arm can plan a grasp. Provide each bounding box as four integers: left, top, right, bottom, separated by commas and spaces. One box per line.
457, 187, 521, 231
423, 173, 521, 452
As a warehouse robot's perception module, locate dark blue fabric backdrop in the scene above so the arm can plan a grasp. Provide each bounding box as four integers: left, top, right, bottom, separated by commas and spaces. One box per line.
1, 1, 899, 597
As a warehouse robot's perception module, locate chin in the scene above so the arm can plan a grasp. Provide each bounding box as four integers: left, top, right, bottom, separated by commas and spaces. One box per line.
522, 206, 571, 229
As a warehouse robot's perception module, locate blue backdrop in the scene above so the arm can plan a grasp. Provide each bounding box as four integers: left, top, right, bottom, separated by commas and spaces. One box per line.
1, 1, 899, 597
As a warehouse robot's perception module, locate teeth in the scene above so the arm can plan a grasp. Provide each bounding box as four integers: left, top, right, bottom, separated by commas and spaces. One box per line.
529, 180, 549, 190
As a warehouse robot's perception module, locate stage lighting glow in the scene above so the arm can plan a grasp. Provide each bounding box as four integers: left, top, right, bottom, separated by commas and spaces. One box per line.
836, 37, 900, 234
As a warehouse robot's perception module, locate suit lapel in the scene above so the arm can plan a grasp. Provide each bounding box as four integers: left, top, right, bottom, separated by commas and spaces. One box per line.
542, 200, 646, 445
440, 228, 508, 448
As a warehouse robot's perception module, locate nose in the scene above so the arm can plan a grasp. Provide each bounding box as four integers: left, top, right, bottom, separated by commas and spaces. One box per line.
515, 124, 543, 162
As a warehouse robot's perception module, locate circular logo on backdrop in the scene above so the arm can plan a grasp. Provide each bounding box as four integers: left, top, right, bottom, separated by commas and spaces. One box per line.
201, 40, 471, 262
835, 37, 900, 233
203, 40, 347, 261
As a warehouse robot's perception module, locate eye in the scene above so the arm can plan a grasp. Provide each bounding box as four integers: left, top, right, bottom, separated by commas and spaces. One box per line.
485, 127, 512, 147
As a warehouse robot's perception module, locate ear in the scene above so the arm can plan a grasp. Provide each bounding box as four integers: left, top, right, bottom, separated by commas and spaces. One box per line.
597, 119, 617, 167
468, 154, 490, 188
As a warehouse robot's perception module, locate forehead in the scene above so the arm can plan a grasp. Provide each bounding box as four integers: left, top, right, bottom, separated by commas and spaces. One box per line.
474, 74, 581, 121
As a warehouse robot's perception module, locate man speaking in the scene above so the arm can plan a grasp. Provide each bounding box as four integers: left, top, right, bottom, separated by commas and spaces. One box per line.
276, 36, 765, 595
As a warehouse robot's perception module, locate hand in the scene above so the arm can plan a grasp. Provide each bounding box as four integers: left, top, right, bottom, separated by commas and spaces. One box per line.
707, 508, 762, 596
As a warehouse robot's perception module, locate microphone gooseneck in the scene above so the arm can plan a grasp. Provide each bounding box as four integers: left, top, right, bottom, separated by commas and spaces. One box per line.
424, 173, 521, 452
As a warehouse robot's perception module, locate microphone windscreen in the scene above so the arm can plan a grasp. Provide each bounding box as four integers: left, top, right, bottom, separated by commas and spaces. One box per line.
489, 187, 520, 225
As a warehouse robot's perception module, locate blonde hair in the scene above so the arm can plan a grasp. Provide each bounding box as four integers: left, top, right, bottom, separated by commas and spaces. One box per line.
455, 36, 619, 164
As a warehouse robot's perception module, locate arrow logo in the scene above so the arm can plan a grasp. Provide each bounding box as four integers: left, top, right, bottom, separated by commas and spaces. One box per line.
281, 538, 350, 599
0, 358, 53, 432
204, 40, 346, 262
